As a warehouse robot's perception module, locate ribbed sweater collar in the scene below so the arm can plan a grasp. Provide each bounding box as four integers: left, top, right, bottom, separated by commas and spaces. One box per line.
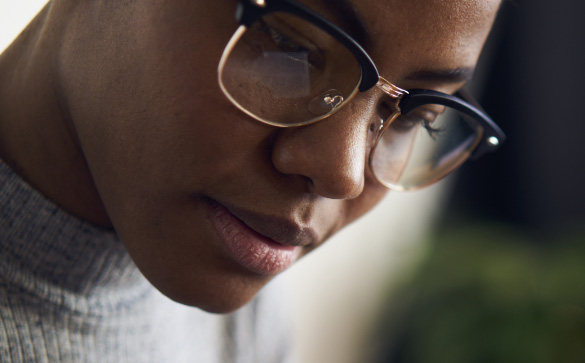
0, 161, 150, 316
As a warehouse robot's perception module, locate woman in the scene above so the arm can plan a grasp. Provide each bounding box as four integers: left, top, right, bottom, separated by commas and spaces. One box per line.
0, 0, 504, 361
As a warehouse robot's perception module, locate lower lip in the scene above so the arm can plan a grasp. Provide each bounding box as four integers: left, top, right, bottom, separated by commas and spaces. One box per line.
207, 201, 301, 276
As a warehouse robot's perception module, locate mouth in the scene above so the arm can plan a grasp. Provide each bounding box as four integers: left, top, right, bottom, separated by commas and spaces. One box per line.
207, 199, 308, 275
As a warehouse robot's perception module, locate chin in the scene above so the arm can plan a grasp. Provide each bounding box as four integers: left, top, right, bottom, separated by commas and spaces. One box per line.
145, 266, 273, 314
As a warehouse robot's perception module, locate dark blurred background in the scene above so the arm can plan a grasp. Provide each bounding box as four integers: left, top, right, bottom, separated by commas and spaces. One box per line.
452, 0, 585, 235
372, 1, 585, 361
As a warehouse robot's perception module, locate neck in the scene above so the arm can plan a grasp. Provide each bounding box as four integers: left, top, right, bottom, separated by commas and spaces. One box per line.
0, 2, 112, 227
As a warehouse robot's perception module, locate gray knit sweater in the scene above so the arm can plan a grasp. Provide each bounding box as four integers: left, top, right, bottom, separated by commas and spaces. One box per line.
0, 161, 294, 363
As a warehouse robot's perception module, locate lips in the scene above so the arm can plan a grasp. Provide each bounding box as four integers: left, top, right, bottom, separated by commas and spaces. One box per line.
207, 200, 310, 275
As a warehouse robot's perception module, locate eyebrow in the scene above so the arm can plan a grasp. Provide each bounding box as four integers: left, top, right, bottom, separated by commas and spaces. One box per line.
315, 1, 475, 85
319, 0, 372, 48
404, 67, 476, 84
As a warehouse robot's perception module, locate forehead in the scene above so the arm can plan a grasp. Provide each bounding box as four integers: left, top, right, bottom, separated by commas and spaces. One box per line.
298, 0, 500, 82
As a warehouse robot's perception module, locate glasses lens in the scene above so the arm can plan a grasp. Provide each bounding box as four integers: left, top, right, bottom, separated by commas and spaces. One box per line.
219, 12, 362, 126
371, 105, 484, 191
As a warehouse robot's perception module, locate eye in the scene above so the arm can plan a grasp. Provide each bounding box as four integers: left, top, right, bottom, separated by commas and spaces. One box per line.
256, 19, 326, 71
392, 106, 446, 139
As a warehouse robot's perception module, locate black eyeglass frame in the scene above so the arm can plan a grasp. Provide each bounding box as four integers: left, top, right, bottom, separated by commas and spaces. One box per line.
233, 0, 506, 156
234, 0, 380, 91
228, 0, 507, 190
399, 89, 506, 159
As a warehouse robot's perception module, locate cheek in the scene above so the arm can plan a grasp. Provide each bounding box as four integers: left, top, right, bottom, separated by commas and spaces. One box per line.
57, 3, 283, 312
62, 2, 250, 200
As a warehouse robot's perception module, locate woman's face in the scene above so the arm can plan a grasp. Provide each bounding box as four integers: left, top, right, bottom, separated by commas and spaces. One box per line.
60, 0, 500, 312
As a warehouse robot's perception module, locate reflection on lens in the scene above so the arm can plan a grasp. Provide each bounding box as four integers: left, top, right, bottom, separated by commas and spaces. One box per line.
307, 89, 344, 115
219, 12, 361, 126
371, 105, 484, 191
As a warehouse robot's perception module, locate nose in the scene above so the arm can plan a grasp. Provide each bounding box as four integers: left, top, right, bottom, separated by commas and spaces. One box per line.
271, 99, 374, 199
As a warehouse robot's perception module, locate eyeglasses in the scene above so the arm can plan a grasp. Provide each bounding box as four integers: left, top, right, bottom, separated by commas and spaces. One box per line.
218, 0, 506, 191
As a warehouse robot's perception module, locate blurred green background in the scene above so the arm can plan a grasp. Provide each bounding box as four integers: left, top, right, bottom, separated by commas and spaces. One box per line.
372, 223, 585, 362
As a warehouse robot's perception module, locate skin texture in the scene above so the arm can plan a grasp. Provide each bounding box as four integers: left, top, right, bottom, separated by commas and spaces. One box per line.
0, 0, 500, 313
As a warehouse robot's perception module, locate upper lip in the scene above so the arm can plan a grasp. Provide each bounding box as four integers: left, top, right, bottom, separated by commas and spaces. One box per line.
213, 199, 319, 247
